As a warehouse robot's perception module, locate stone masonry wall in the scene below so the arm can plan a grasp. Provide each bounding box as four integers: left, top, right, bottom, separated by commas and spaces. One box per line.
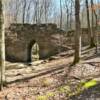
5, 24, 66, 62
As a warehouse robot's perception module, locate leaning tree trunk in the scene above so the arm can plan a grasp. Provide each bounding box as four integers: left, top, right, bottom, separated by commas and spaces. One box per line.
0, 0, 5, 90
73, 0, 81, 64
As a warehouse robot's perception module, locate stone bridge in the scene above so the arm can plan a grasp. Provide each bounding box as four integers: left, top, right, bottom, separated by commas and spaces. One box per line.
5, 24, 66, 62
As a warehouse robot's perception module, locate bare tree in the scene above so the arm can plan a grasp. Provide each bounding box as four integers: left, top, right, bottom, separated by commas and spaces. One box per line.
22, 0, 27, 24
44, 0, 47, 23
73, 0, 81, 64
13, 0, 20, 23
90, 0, 96, 47
0, 0, 5, 90
64, 0, 70, 30
86, 0, 93, 46
69, 0, 73, 30
60, 0, 62, 29
26, 0, 32, 23
32, 0, 41, 24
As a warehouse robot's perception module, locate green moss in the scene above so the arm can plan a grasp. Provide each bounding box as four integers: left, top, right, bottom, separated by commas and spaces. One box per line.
36, 95, 48, 100
47, 92, 55, 97
83, 80, 97, 89
36, 80, 98, 100
36, 92, 56, 100
58, 85, 71, 93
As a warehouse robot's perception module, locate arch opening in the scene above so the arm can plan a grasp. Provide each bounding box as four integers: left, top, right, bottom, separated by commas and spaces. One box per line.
27, 40, 40, 62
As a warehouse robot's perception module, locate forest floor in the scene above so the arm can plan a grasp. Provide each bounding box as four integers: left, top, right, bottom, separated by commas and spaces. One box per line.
0, 47, 100, 100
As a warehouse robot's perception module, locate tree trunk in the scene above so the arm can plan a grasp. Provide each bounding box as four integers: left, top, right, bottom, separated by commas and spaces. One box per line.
69, 1, 73, 30
0, 0, 5, 90
60, 0, 62, 29
58, 0, 63, 53
22, 0, 26, 24
66, 7, 69, 30
65, 0, 69, 31
73, 0, 81, 64
90, 0, 95, 47
85, 0, 95, 47
44, 0, 47, 23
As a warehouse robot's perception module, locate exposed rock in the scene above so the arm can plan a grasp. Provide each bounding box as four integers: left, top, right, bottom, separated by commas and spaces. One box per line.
69, 63, 100, 79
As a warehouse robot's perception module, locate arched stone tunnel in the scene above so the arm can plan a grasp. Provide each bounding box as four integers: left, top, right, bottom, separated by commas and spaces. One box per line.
5, 24, 66, 62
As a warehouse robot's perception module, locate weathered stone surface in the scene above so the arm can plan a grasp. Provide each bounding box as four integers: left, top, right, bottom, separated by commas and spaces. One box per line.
66, 28, 100, 46
5, 23, 66, 62
69, 63, 100, 79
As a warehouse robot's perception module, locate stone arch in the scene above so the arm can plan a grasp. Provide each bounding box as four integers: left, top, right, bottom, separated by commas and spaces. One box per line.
5, 24, 66, 62
27, 39, 37, 62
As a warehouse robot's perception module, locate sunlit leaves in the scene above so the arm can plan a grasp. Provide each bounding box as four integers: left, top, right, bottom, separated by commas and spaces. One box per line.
83, 80, 97, 89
